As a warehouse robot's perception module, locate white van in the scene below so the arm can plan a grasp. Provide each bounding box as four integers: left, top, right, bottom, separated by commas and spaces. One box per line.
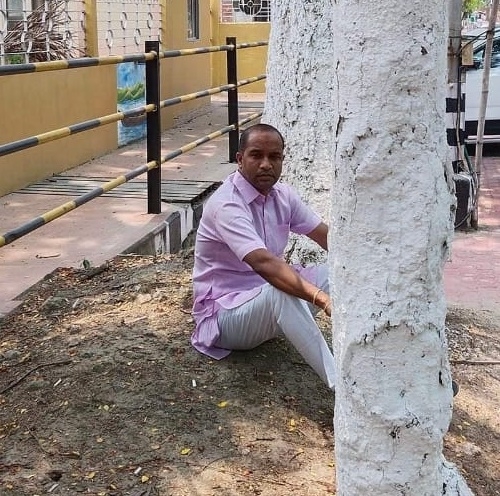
464, 27, 500, 141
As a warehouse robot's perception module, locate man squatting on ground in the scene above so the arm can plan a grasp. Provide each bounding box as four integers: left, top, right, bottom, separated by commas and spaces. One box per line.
191, 123, 335, 391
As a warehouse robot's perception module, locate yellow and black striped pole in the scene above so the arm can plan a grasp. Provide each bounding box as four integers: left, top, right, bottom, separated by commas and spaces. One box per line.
0, 76, 267, 159
0, 112, 262, 249
237, 75, 266, 88
235, 41, 268, 50
0, 52, 155, 77
0, 42, 268, 78
158, 76, 265, 110
0, 161, 158, 248
0, 105, 156, 158
161, 112, 262, 163
159, 45, 234, 59
160, 84, 235, 108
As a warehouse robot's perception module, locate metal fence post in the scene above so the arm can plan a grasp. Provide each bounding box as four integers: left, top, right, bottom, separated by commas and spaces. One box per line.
226, 36, 239, 163
145, 40, 162, 214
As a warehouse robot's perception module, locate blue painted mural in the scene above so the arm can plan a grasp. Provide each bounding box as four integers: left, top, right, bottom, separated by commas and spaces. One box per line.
117, 62, 147, 146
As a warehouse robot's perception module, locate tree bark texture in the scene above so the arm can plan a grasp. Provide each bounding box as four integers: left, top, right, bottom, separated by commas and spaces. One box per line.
330, 2, 472, 495
263, 0, 335, 263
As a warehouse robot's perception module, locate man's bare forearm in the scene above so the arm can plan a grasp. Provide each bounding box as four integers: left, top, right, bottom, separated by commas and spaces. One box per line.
243, 248, 331, 314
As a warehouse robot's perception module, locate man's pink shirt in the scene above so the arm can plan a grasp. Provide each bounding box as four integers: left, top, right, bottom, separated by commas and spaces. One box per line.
191, 171, 321, 359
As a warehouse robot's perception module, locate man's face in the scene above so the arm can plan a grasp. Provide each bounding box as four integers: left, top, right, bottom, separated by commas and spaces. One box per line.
236, 129, 284, 195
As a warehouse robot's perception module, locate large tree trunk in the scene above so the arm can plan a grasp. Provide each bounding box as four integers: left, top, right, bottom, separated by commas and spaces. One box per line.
330, 1, 472, 494
262, 0, 334, 264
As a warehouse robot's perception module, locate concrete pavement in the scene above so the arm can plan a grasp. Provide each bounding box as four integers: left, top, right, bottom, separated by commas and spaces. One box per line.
0, 96, 499, 317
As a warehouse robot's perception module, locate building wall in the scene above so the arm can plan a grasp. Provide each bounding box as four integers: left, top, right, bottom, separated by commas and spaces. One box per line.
0, 66, 117, 197
161, 0, 212, 123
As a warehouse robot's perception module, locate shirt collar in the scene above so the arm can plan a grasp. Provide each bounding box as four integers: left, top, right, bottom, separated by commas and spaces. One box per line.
233, 170, 276, 204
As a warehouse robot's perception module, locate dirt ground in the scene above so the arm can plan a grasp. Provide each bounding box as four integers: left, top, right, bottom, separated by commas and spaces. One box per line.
0, 250, 499, 496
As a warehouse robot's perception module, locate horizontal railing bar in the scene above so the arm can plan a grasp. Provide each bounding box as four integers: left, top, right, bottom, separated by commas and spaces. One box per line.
235, 41, 269, 49
237, 74, 266, 87
465, 135, 500, 144
0, 40, 269, 76
160, 84, 235, 108
162, 111, 262, 162
0, 104, 156, 157
0, 52, 156, 76
159, 45, 235, 58
0, 112, 262, 248
159, 75, 266, 109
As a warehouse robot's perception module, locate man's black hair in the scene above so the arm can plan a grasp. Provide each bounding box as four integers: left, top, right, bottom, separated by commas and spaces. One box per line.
238, 123, 285, 152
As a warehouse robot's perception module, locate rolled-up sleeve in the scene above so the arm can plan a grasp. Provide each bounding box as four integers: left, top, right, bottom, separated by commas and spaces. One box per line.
288, 188, 322, 235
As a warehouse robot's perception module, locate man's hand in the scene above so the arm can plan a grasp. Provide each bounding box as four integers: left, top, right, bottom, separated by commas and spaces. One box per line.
313, 288, 332, 317
323, 298, 332, 317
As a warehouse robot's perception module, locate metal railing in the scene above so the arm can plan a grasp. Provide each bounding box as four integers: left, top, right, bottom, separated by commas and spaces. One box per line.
0, 37, 268, 248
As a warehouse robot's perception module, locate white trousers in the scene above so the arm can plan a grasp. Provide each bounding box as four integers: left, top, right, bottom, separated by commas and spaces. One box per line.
216, 264, 335, 390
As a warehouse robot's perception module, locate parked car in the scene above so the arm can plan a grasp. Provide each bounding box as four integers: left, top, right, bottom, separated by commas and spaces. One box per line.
463, 27, 500, 141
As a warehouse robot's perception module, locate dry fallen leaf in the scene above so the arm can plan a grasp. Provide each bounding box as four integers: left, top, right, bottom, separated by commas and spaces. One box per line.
180, 447, 191, 455
217, 400, 228, 408
141, 475, 150, 483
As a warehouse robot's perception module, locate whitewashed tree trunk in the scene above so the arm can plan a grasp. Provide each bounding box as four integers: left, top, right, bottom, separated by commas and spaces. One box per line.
263, 2, 473, 491
262, 0, 334, 264
330, 1, 472, 495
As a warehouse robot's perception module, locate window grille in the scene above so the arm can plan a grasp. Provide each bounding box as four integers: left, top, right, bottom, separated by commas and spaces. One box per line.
187, 0, 199, 40
220, 0, 270, 23
0, 0, 85, 64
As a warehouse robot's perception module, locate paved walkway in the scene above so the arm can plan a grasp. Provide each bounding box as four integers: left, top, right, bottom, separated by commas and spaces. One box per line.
0, 97, 499, 317
444, 152, 500, 313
